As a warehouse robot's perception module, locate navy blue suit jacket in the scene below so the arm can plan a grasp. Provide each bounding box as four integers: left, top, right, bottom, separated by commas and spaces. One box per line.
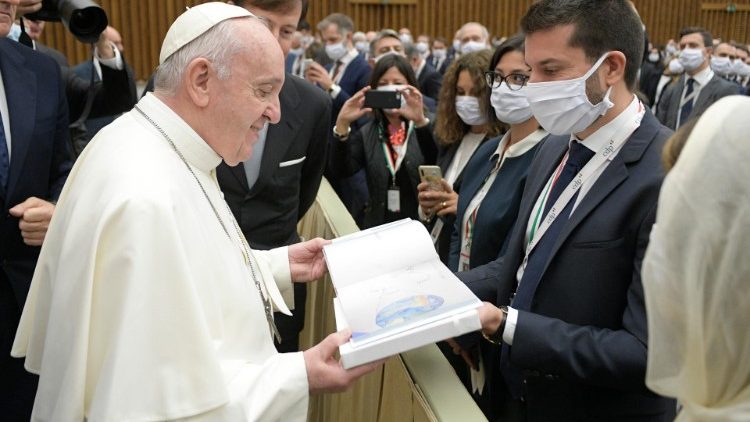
458, 109, 676, 420
0, 39, 72, 303
325, 53, 371, 120
448, 136, 541, 272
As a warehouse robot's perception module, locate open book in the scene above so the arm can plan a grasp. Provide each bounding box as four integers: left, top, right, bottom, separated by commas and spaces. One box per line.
324, 219, 481, 368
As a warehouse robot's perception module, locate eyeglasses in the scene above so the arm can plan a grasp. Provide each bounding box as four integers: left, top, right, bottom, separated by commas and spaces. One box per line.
484, 71, 530, 91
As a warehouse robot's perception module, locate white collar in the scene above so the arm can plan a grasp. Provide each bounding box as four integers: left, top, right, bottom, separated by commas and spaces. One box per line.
689, 65, 714, 86
492, 128, 547, 161
338, 48, 359, 66
415, 60, 426, 79
135, 93, 223, 174
572, 95, 640, 158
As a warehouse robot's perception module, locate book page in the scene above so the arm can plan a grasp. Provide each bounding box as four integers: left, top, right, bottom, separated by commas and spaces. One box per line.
335, 260, 480, 347
324, 219, 438, 290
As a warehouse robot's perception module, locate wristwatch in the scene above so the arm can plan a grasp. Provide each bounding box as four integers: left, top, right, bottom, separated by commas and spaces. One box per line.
482, 306, 508, 345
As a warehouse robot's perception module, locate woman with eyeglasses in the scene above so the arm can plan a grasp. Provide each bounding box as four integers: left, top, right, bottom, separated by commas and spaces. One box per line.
446, 34, 547, 421
416, 50, 503, 265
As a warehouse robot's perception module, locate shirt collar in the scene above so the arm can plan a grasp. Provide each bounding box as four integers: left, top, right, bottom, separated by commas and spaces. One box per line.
690, 65, 714, 86
339, 48, 359, 66
571, 94, 640, 158
135, 93, 223, 174
491, 128, 548, 161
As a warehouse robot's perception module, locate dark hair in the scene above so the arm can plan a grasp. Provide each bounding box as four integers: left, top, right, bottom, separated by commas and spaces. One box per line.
735, 43, 749, 55
520, 0, 644, 90
435, 50, 502, 144
679, 27, 712, 49
317, 13, 355, 35
232, 0, 308, 23
369, 54, 418, 89
404, 43, 420, 60
489, 33, 525, 71
368, 54, 419, 124
662, 117, 698, 171
433, 36, 447, 46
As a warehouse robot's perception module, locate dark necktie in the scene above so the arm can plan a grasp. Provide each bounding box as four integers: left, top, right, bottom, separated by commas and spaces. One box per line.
332, 60, 344, 82
679, 78, 695, 128
0, 111, 9, 192
500, 141, 595, 398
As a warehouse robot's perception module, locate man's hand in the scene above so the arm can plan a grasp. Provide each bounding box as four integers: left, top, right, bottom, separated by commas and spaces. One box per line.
288, 237, 331, 282
478, 302, 505, 338
445, 338, 478, 371
304, 330, 383, 394
17, 0, 43, 16
95, 30, 116, 59
9, 197, 55, 246
305, 61, 334, 91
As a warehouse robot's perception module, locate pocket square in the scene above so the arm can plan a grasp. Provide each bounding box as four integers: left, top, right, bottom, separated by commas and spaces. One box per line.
279, 156, 306, 168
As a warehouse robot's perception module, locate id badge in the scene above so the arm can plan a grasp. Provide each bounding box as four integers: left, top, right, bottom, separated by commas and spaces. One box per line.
387, 188, 401, 212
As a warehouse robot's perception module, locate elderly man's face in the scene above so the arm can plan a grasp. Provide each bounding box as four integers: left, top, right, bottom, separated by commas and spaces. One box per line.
0, 0, 19, 38
210, 21, 284, 166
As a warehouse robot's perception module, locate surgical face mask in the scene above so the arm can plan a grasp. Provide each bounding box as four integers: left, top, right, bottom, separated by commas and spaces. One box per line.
455, 96, 488, 126
668, 58, 685, 74
399, 34, 413, 45
432, 48, 446, 60
461, 40, 486, 55
737, 61, 750, 77
648, 52, 660, 63
290, 47, 305, 57
355, 41, 369, 53
301, 35, 314, 49
525, 53, 614, 136
325, 41, 348, 61
665, 44, 678, 55
378, 84, 407, 113
732, 58, 747, 75
453, 39, 461, 51
710, 56, 733, 75
490, 83, 533, 124
678, 48, 706, 72
416, 41, 429, 55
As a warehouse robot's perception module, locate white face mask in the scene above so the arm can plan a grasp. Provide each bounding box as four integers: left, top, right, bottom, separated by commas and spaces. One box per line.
325, 41, 348, 61
710, 56, 733, 75
432, 48, 446, 60
461, 40, 486, 55
678, 48, 705, 72
455, 96, 488, 126
732, 58, 747, 76
737, 61, 750, 77
453, 39, 461, 51
290, 47, 305, 57
525, 53, 614, 136
665, 44, 678, 55
648, 52, 660, 63
416, 42, 429, 54
399, 34, 413, 44
668, 58, 685, 74
301, 35, 314, 49
490, 83, 533, 125
355, 41, 369, 53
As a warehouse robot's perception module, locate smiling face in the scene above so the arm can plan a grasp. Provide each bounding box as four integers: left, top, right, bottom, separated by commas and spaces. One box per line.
0, 0, 19, 38
205, 21, 285, 166
243, 1, 302, 58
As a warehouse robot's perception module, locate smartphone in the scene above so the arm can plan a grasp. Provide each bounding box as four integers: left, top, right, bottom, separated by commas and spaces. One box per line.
364, 90, 402, 109
301, 58, 313, 75
419, 165, 443, 190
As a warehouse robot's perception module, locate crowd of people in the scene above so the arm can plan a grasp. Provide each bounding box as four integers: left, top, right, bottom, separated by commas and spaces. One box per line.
1, 0, 749, 420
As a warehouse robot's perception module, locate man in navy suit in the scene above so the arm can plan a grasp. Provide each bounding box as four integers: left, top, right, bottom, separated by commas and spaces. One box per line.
220, 0, 330, 353
426, 36, 453, 75
305, 13, 370, 225
0, 0, 73, 418
455, 1, 676, 420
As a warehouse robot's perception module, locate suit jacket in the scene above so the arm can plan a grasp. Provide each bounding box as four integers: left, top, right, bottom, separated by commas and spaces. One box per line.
329, 119, 437, 228
35, 42, 69, 68
218, 74, 331, 251
0, 38, 72, 305
417, 62, 443, 102
656, 72, 739, 129
0, 38, 73, 419
448, 135, 541, 272
326, 53, 371, 122
458, 110, 676, 420
426, 53, 453, 75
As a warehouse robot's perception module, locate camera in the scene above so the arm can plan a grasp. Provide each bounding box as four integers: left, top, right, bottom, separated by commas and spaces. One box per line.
26, 0, 108, 44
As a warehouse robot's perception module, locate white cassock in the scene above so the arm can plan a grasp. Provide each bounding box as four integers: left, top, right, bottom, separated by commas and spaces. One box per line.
12, 93, 309, 421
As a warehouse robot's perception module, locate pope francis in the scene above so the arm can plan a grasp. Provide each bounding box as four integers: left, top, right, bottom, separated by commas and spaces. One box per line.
11, 3, 378, 421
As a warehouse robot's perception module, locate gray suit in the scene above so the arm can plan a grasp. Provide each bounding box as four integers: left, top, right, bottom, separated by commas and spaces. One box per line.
656, 72, 739, 129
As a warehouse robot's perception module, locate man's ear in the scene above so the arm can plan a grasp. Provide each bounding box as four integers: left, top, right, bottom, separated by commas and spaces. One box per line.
603, 51, 627, 86
184, 57, 212, 108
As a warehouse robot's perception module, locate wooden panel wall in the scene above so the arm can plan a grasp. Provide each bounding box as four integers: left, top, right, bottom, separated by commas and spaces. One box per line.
37, 0, 750, 82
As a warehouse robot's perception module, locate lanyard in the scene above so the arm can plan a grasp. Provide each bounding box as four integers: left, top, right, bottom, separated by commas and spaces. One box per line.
381, 121, 415, 182
524, 102, 645, 261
